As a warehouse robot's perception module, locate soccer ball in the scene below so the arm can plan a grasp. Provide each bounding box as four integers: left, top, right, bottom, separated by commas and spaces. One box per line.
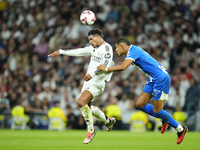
80, 10, 96, 25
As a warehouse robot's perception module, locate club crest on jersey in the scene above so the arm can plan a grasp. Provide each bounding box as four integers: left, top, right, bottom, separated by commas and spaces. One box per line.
104, 53, 111, 59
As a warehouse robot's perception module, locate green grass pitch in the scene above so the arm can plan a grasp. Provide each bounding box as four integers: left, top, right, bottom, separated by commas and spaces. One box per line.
0, 130, 200, 150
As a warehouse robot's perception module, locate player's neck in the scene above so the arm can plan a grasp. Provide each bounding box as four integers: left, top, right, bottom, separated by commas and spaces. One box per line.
98, 38, 105, 46
127, 45, 131, 52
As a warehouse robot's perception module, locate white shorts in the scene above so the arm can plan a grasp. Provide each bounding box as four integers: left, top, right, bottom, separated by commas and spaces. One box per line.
81, 80, 106, 102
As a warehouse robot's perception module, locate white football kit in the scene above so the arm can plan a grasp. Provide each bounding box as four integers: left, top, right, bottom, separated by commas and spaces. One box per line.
59, 42, 114, 101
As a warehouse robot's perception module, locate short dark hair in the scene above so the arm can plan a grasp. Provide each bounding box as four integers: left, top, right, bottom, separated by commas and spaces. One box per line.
88, 28, 103, 37
116, 37, 131, 46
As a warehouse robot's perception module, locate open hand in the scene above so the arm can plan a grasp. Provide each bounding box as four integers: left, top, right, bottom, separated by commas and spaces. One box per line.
48, 51, 60, 57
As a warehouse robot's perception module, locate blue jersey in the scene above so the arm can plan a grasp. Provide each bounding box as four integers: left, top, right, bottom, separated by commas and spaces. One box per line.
125, 45, 168, 83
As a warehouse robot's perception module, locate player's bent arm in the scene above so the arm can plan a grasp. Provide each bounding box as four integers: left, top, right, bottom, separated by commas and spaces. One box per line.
98, 59, 132, 72
108, 59, 132, 71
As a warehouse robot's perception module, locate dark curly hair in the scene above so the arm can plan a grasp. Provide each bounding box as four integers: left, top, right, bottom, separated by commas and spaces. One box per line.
88, 28, 103, 37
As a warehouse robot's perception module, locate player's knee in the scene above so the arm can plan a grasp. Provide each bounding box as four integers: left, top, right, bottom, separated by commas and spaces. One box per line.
154, 108, 160, 114
77, 99, 85, 108
135, 102, 143, 108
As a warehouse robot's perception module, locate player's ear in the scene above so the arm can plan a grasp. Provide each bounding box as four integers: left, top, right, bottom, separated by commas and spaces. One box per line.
121, 44, 126, 50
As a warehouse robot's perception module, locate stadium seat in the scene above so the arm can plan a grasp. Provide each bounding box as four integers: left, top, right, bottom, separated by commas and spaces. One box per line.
48, 117, 65, 131
11, 105, 29, 130
11, 116, 27, 130
171, 111, 187, 132
129, 111, 148, 132
130, 120, 146, 132
196, 111, 200, 131
154, 118, 162, 132
0, 115, 4, 129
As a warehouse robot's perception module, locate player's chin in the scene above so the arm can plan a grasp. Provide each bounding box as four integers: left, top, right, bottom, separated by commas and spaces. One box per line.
91, 44, 95, 48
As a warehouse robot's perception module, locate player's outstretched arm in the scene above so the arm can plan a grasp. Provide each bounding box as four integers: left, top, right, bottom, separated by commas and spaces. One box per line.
47, 51, 60, 57
97, 59, 132, 72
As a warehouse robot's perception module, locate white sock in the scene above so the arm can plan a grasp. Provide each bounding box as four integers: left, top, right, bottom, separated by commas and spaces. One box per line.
80, 105, 94, 133
91, 105, 110, 124
176, 124, 184, 132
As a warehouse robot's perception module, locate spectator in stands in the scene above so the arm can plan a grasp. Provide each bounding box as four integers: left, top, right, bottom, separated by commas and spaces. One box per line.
118, 94, 131, 113
48, 101, 67, 127
1, 23, 11, 40
173, 105, 187, 126
33, 36, 49, 60
105, 5, 119, 23
77, 114, 87, 130
0, 99, 10, 114
66, 105, 78, 129
184, 78, 200, 112
106, 96, 123, 130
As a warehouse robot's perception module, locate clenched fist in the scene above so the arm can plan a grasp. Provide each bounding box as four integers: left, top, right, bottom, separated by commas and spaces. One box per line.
84, 74, 92, 81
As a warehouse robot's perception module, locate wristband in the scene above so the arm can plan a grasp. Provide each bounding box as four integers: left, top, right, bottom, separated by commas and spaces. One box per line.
105, 67, 108, 72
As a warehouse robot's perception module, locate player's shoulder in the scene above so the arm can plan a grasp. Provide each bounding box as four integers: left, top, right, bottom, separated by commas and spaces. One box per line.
130, 45, 142, 50
104, 42, 112, 47
130, 45, 146, 55
102, 42, 113, 52
85, 45, 94, 49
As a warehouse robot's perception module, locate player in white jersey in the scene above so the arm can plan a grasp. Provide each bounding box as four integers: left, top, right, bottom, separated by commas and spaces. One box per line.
48, 28, 116, 144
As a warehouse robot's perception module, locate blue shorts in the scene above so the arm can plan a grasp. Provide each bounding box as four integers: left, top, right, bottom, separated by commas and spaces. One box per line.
143, 75, 171, 101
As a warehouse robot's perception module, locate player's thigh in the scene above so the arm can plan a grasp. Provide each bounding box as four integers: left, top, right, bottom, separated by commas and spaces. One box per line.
79, 80, 105, 105
136, 92, 153, 108
153, 100, 165, 113
152, 75, 170, 101
136, 81, 153, 108
152, 75, 170, 113
77, 90, 93, 107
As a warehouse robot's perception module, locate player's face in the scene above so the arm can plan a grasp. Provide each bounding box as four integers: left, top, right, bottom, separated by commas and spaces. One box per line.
115, 44, 123, 56
88, 35, 100, 48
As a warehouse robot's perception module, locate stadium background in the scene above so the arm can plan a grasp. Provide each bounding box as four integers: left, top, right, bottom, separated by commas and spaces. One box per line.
0, 0, 200, 132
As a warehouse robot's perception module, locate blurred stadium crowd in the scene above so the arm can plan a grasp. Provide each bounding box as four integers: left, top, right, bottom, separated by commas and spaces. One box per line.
0, 0, 200, 130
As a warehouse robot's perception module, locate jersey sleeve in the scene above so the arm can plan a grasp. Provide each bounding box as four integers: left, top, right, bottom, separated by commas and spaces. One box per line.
101, 45, 113, 68
125, 46, 140, 62
59, 46, 93, 56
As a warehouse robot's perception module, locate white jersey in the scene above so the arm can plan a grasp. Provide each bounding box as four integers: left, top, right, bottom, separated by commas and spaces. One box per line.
59, 42, 114, 82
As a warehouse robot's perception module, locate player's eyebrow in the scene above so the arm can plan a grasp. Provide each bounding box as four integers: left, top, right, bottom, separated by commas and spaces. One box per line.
88, 37, 95, 40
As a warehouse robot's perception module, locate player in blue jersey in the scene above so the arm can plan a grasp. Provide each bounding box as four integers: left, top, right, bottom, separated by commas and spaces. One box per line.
97, 37, 188, 144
